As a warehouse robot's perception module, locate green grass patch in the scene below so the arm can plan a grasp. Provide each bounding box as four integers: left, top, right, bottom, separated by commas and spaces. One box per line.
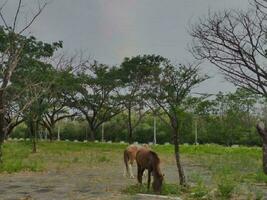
122, 183, 181, 196
0, 141, 43, 173
0, 141, 124, 173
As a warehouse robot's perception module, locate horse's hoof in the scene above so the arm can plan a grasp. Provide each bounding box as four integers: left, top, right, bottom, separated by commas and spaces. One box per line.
130, 175, 135, 179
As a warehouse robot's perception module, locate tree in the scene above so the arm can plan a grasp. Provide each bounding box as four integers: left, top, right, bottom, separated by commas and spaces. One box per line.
11, 56, 60, 152
4, 98, 24, 138
214, 89, 257, 145
190, 0, 267, 173
256, 122, 267, 174
66, 61, 122, 141
118, 55, 164, 143
191, 2, 267, 95
40, 69, 78, 141
147, 60, 208, 186
0, 0, 63, 158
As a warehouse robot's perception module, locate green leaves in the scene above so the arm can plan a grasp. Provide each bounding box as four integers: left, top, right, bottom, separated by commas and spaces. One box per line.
150, 62, 208, 112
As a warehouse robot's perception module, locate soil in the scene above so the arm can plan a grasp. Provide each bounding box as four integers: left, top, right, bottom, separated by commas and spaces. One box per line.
0, 158, 185, 200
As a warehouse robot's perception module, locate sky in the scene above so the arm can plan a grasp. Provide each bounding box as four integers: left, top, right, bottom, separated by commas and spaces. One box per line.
2, 0, 250, 94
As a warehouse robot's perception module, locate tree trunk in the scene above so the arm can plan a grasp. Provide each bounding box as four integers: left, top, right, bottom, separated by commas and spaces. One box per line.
173, 128, 186, 186
48, 128, 53, 142
29, 120, 37, 153
48, 125, 55, 142
32, 134, 37, 153
171, 116, 186, 186
127, 105, 133, 144
89, 126, 96, 141
6, 126, 14, 139
256, 122, 267, 174
0, 92, 5, 163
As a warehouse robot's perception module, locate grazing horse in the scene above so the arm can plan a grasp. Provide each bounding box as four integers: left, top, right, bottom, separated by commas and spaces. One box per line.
123, 144, 149, 178
136, 148, 164, 193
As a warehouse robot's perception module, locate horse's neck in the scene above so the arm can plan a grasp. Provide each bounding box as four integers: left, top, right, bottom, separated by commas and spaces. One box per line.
152, 159, 161, 177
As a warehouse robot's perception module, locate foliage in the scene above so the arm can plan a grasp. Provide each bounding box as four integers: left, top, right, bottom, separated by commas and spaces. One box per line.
65, 61, 123, 140
117, 55, 165, 143
122, 183, 181, 196
217, 176, 236, 199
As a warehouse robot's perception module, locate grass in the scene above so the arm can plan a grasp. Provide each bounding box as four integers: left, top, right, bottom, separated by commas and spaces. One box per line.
122, 183, 182, 196
1, 141, 267, 199
0, 141, 124, 173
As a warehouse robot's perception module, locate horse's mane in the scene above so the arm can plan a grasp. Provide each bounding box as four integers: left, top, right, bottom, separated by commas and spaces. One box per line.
149, 151, 160, 163
149, 151, 161, 173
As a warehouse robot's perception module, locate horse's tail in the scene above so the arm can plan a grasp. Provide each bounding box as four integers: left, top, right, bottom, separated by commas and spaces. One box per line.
124, 150, 129, 174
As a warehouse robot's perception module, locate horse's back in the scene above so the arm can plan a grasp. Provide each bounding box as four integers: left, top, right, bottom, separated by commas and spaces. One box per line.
136, 148, 159, 170
126, 144, 149, 159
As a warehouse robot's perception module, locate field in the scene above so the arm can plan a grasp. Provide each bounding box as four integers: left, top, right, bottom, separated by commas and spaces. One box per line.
0, 141, 266, 200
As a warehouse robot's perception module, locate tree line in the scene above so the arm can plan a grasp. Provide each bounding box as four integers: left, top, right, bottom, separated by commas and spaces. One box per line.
11, 87, 262, 147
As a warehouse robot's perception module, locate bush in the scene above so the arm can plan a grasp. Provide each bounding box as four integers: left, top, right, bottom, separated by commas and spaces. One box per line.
217, 177, 236, 199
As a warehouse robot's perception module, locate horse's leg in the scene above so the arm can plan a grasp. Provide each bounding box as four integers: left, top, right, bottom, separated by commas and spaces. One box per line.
129, 163, 134, 178
147, 170, 151, 191
123, 162, 127, 177
127, 153, 134, 178
137, 164, 143, 184
143, 170, 147, 177
123, 150, 129, 177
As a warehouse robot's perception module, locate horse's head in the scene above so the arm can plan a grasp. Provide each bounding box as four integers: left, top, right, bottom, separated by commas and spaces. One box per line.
152, 173, 164, 193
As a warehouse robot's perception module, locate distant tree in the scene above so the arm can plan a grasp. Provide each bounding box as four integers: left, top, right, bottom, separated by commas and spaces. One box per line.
214, 89, 258, 145
11, 58, 60, 152
118, 55, 164, 143
66, 61, 123, 141
40, 69, 78, 141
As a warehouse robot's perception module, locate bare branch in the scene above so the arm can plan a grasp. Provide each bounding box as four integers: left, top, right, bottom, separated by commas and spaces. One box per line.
13, 0, 22, 31
0, 0, 9, 29
190, 5, 267, 96
18, 1, 48, 34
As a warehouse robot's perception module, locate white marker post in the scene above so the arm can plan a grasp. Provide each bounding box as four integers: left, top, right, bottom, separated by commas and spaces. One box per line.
101, 123, 105, 142
194, 116, 198, 145
153, 115, 157, 145
57, 126, 60, 141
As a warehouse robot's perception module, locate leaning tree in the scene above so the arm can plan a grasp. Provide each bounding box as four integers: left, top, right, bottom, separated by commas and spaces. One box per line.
146, 59, 208, 186
190, 0, 267, 173
11, 54, 62, 152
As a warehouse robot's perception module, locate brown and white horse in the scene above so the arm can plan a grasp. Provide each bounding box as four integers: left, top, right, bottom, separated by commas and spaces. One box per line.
123, 144, 149, 178
136, 148, 164, 193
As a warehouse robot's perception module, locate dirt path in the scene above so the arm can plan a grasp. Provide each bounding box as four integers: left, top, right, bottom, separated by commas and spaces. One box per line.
0, 167, 131, 200
0, 156, 208, 200
0, 163, 179, 200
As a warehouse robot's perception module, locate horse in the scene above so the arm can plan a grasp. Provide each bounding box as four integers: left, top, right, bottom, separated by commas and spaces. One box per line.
136, 148, 164, 193
123, 144, 149, 178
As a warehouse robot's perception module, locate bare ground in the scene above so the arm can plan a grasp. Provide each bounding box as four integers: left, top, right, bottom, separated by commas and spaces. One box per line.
0, 156, 185, 200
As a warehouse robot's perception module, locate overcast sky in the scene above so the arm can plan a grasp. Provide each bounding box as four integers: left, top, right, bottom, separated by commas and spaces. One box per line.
3, 0, 250, 94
